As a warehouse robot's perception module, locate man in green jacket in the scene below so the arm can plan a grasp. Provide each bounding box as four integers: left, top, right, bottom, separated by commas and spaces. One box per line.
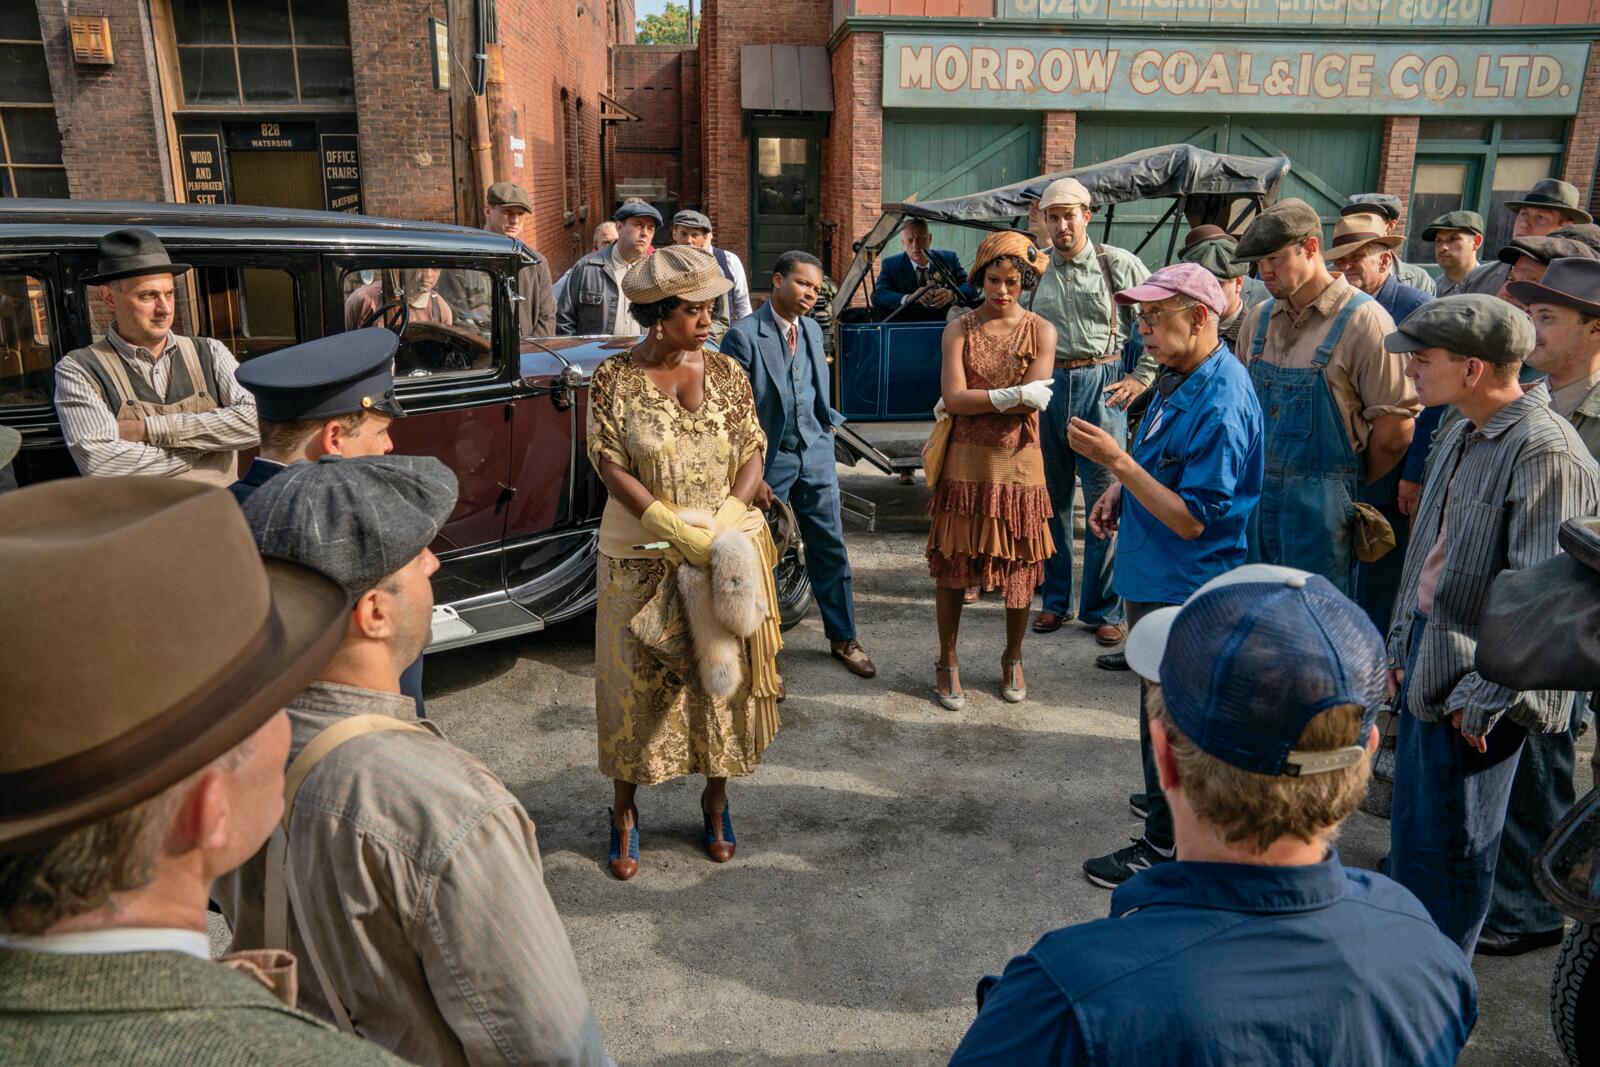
0, 476, 404, 1066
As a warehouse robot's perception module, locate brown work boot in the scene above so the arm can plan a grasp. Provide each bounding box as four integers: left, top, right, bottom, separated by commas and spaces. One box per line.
831, 639, 877, 678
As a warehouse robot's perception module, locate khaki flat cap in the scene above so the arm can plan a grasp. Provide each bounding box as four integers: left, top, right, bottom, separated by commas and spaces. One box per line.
1038, 177, 1090, 212
621, 244, 733, 305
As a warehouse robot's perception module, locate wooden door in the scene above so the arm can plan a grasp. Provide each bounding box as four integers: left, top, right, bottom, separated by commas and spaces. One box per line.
749, 118, 821, 283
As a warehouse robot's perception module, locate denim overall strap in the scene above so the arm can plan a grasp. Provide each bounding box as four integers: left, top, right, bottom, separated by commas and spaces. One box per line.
1251, 299, 1274, 361
1245, 292, 1369, 596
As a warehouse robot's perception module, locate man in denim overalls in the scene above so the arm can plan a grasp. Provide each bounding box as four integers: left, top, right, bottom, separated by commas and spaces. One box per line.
1231, 199, 1420, 598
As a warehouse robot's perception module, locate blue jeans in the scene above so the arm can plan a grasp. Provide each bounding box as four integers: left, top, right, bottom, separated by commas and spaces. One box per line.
1389, 613, 1527, 959
1039, 362, 1124, 625
767, 435, 856, 642
1130, 599, 1177, 851
1486, 696, 1584, 935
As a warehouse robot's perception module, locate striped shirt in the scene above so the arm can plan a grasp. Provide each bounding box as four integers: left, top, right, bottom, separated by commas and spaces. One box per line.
1386, 382, 1599, 735
52, 326, 257, 477
212, 682, 609, 1067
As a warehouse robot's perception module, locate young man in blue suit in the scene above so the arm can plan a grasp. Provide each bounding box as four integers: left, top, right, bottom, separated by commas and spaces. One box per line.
723, 251, 877, 682
872, 218, 974, 322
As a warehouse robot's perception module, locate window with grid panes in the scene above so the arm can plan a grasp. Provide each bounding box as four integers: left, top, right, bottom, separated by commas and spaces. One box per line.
0, 6, 67, 199
1405, 118, 1567, 267
171, 0, 354, 106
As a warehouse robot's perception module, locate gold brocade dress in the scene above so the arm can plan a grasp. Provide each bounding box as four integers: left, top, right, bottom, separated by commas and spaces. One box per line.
586, 349, 775, 785
926, 310, 1055, 608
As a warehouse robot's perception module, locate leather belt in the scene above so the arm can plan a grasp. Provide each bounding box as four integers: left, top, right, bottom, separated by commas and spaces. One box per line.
1054, 355, 1121, 370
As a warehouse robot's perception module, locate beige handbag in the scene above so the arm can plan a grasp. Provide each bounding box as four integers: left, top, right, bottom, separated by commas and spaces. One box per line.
923, 401, 953, 488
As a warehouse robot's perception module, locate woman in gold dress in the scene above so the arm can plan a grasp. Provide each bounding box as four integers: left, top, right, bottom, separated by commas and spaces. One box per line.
586, 245, 781, 880
926, 231, 1058, 709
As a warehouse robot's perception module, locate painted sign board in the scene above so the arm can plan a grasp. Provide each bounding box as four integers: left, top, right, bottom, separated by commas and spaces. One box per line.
999, 0, 1490, 28
319, 133, 364, 214
178, 133, 227, 205
883, 34, 1587, 115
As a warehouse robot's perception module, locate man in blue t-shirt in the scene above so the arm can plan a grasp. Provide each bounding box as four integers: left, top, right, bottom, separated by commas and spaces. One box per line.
1065, 263, 1264, 886
949, 565, 1477, 1067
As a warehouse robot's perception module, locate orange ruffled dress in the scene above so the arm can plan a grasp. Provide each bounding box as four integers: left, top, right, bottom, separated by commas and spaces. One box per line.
926, 310, 1055, 609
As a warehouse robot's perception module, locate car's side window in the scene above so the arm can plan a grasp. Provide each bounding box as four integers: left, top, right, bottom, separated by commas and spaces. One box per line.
193, 267, 300, 360
339, 265, 496, 381
0, 273, 52, 406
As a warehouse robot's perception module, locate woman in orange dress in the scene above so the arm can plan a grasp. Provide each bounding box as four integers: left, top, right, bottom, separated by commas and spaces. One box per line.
927, 231, 1058, 709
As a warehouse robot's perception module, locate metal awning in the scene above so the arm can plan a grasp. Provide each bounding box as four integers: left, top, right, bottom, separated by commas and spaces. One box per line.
741, 45, 832, 113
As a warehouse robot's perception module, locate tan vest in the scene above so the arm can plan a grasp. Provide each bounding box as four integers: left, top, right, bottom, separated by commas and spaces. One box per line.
80, 336, 238, 486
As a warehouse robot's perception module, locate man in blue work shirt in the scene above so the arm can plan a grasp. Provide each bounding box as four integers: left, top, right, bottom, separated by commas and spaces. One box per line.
1065, 263, 1264, 886
949, 564, 1477, 1067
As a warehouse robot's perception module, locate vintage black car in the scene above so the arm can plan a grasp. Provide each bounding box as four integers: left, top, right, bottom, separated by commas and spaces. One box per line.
0, 200, 813, 649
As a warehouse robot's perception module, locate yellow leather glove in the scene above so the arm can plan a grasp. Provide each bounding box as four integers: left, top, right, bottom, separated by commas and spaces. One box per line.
641, 501, 714, 567
714, 496, 749, 531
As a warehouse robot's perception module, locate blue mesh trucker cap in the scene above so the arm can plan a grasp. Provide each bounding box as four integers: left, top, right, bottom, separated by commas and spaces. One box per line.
1124, 564, 1387, 777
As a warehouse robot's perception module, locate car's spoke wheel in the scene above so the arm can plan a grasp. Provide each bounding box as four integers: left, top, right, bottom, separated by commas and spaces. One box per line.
766, 498, 814, 632
1553, 921, 1600, 1066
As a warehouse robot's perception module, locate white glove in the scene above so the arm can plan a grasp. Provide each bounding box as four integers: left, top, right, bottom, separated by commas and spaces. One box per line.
988, 386, 1024, 412
1017, 379, 1054, 411
932, 398, 948, 420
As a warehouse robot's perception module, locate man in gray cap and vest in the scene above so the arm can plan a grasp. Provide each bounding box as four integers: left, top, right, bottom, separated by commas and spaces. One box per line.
53, 228, 258, 486
437, 181, 556, 337
1470, 258, 1600, 957
1233, 199, 1419, 597
216, 455, 609, 1067
557, 200, 661, 336
1383, 294, 1598, 959
1027, 175, 1154, 643
1343, 194, 1437, 295
671, 209, 752, 340
0, 476, 403, 1064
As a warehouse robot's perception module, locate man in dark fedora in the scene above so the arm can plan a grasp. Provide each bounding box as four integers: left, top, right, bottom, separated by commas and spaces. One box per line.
1509, 178, 1592, 241
0, 477, 402, 1064
216, 455, 608, 1067
1344, 194, 1437, 295
52, 228, 258, 486
1471, 258, 1600, 957
437, 181, 556, 337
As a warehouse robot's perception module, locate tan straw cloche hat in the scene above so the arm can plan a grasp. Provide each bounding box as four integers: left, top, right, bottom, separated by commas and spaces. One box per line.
621, 245, 734, 305
0, 478, 351, 853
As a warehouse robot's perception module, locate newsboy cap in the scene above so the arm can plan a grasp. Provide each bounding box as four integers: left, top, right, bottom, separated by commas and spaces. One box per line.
1550, 224, 1600, 257
1506, 256, 1600, 317
235, 328, 404, 422
672, 209, 713, 232
1179, 224, 1237, 256
1497, 235, 1600, 267
243, 454, 458, 596
614, 200, 664, 226
1037, 177, 1091, 212
620, 244, 732, 305
1420, 211, 1486, 241
1234, 199, 1323, 262
1506, 179, 1592, 224
1181, 237, 1249, 280
1343, 193, 1403, 222
1383, 294, 1535, 364
486, 182, 533, 212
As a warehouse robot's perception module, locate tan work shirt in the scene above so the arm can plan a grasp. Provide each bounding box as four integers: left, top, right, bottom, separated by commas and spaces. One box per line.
213, 682, 608, 1067
1235, 274, 1420, 453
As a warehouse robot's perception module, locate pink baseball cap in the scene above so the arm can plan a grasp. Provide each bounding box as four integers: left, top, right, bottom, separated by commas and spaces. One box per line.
1115, 262, 1227, 316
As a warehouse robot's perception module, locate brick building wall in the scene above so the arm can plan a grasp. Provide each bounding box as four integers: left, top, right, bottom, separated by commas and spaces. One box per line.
822, 30, 883, 286
37, 1, 173, 202
348, 0, 455, 223
611, 45, 703, 215
699, 0, 832, 273
1040, 111, 1076, 173
1561, 42, 1600, 213
1375, 116, 1420, 228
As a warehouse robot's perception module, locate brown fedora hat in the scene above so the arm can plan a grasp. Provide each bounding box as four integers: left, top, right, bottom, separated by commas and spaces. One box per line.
0, 478, 350, 853
1326, 212, 1405, 261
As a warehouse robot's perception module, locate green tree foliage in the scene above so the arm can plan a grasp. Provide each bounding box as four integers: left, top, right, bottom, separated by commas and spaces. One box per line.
636, 1, 699, 44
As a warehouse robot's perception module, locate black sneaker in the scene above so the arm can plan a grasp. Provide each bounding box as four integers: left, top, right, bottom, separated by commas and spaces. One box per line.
1128, 793, 1150, 820
1083, 838, 1172, 889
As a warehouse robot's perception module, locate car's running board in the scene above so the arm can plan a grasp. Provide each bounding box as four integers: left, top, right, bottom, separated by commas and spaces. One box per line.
427, 598, 544, 653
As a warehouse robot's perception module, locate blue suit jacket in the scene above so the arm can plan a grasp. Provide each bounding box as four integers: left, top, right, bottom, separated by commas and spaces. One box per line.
721, 303, 844, 473
872, 249, 976, 312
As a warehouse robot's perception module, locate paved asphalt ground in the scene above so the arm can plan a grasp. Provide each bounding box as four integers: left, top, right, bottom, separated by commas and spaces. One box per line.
219, 460, 1587, 1065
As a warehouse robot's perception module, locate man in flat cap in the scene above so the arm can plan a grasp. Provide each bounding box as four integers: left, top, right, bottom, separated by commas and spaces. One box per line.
1423, 211, 1492, 297
0, 477, 401, 1064
1178, 239, 1252, 349
216, 455, 609, 1066
1027, 175, 1155, 644
1343, 195, 1437, 296
553, 221, 619, 305
671, 209, 752, 340
557, 200, 661, 336
1383, 295, 1598, 958
53, 228, 258, 485
438, 182, 556, 338
1469, 258, 1600, 957
1179, 225, 1269, 316
1234, 198, 1419, 598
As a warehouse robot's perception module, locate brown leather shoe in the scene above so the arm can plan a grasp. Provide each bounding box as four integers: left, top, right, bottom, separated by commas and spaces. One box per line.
831, 639, 877, 678
1032, 611, 1065, 633
963, 586, 980, 604
1094, 624, 1127, 646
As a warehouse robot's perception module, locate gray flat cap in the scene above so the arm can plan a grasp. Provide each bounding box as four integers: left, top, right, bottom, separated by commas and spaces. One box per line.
671, 209, 712, 231
1235, 199, 1323, 262
1343, 193, 1403, 221
1180, 237, 1249, 280
242, 454, 458, 595
1550, 224, 1600, 257
1497, 235, 1600, 267
487, 182, 533, 212
1383, 294, 1535, 364
1420, 211, 1485, 241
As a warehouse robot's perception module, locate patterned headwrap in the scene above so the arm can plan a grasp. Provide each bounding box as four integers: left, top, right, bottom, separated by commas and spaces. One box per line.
970, 229, 1049, 283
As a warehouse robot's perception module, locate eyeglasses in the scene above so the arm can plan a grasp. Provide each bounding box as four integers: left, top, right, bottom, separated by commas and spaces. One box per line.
1136, 304, 1196, 330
